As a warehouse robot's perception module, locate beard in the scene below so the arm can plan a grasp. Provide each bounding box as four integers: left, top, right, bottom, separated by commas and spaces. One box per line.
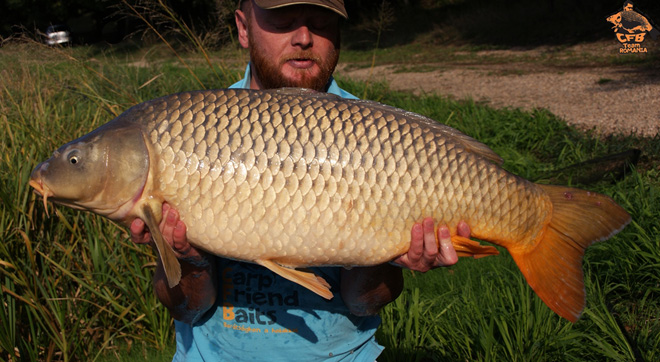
249, 35, 339, 91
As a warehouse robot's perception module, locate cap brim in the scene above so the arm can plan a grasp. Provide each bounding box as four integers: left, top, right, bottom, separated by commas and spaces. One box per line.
254, 0, 348, 18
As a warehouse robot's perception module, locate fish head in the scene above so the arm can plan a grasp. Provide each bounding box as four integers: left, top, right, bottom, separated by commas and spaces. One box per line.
607, 13, 622, 26
30, 120, 150, 223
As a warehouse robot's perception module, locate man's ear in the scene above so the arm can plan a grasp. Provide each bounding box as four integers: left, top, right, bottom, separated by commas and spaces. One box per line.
235, 10, 249, 49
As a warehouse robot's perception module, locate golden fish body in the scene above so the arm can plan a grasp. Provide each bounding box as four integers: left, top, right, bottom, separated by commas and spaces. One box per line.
30, 88, 630, 322
144, 90, 542, 264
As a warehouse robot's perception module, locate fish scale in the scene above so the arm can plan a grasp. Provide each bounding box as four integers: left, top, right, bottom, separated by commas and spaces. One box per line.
136, 89, 542, 265
30, 88, 631, 322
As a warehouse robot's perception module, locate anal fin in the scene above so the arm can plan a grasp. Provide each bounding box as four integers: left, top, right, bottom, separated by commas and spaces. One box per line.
256, 259, 333, 299
452, 235, 499, 259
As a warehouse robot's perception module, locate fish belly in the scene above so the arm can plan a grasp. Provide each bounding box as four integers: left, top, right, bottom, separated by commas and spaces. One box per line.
141, 89, 550, 266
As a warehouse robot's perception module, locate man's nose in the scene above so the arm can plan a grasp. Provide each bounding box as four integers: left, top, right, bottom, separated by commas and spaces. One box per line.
291, 25, 313, 48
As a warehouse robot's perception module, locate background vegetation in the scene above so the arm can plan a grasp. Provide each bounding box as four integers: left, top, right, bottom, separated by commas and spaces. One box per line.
1, 0, 659, 361
3, 0, 660, 47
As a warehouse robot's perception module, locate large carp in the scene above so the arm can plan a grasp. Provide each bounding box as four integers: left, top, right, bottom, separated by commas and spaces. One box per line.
30, 88, 630, 322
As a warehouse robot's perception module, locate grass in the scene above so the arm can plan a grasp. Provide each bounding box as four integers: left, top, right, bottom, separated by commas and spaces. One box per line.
95, 341, 175, 362
0, 43, 217, 361
1, 39, 659, 361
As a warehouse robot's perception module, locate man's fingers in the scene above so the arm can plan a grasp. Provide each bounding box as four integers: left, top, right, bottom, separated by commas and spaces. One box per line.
130, 218, 144, 235
160, 206, 195, 257
421, 218, 440, 266
457, 220, 471, 238
160, 209, 174, 236
130, 218, 149, 244
172, 219, 187, 245
436, 225, 458, 266
130, 203, 198, 260
159, 205, 189, 254
422, 218, 437, 254
408, 222, 424, 261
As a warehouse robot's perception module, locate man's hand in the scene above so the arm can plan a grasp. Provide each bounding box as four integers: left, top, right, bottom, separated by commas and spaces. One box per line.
392, 217, 470, 272
130, 203, 206, 262
129, 203, 217, 324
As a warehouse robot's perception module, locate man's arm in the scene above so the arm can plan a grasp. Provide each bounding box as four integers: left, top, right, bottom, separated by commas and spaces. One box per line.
340, 264, 403, 316
130, 204, 217, 324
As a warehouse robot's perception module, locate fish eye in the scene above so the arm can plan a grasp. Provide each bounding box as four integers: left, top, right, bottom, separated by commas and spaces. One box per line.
66, 150, 80, 165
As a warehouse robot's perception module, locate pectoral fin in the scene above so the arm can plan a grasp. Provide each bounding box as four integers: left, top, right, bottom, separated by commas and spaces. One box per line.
452, 235, 499, 259
256, 259, 333, 299
140, 203, 181, 288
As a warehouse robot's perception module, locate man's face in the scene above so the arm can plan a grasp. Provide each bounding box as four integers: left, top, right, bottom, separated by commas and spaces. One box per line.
237, 2, 341, 91
624, 4, 633, 11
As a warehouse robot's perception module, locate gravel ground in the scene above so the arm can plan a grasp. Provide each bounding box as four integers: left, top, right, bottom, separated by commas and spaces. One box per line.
339, 43, 660, 137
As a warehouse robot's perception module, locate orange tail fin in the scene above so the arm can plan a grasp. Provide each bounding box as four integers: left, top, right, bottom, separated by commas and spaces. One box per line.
509, 185, 631, 322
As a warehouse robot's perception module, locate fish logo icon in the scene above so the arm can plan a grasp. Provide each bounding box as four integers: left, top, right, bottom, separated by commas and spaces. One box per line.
607, 1, 658, 52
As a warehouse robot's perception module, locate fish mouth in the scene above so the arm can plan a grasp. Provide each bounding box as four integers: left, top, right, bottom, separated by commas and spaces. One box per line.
29, 178, 53, 217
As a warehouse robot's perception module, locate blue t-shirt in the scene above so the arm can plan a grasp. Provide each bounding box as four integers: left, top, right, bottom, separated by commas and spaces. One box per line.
172, 65, 383, 361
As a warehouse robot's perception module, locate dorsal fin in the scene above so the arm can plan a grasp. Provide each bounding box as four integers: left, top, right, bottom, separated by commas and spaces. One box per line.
428, 122, 503, 165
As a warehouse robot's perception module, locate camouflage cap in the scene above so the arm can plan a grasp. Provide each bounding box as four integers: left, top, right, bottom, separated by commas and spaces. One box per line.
248, 0, 348, 19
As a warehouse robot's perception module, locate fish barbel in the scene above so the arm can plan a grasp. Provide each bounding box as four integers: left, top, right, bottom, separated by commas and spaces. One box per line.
29, 88, 630, 322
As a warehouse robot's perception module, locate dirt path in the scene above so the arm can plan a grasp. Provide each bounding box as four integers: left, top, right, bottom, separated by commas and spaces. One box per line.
339, 43, 660, 137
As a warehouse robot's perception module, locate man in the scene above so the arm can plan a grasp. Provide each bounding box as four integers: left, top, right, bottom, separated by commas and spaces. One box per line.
131, 1, 470, 360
